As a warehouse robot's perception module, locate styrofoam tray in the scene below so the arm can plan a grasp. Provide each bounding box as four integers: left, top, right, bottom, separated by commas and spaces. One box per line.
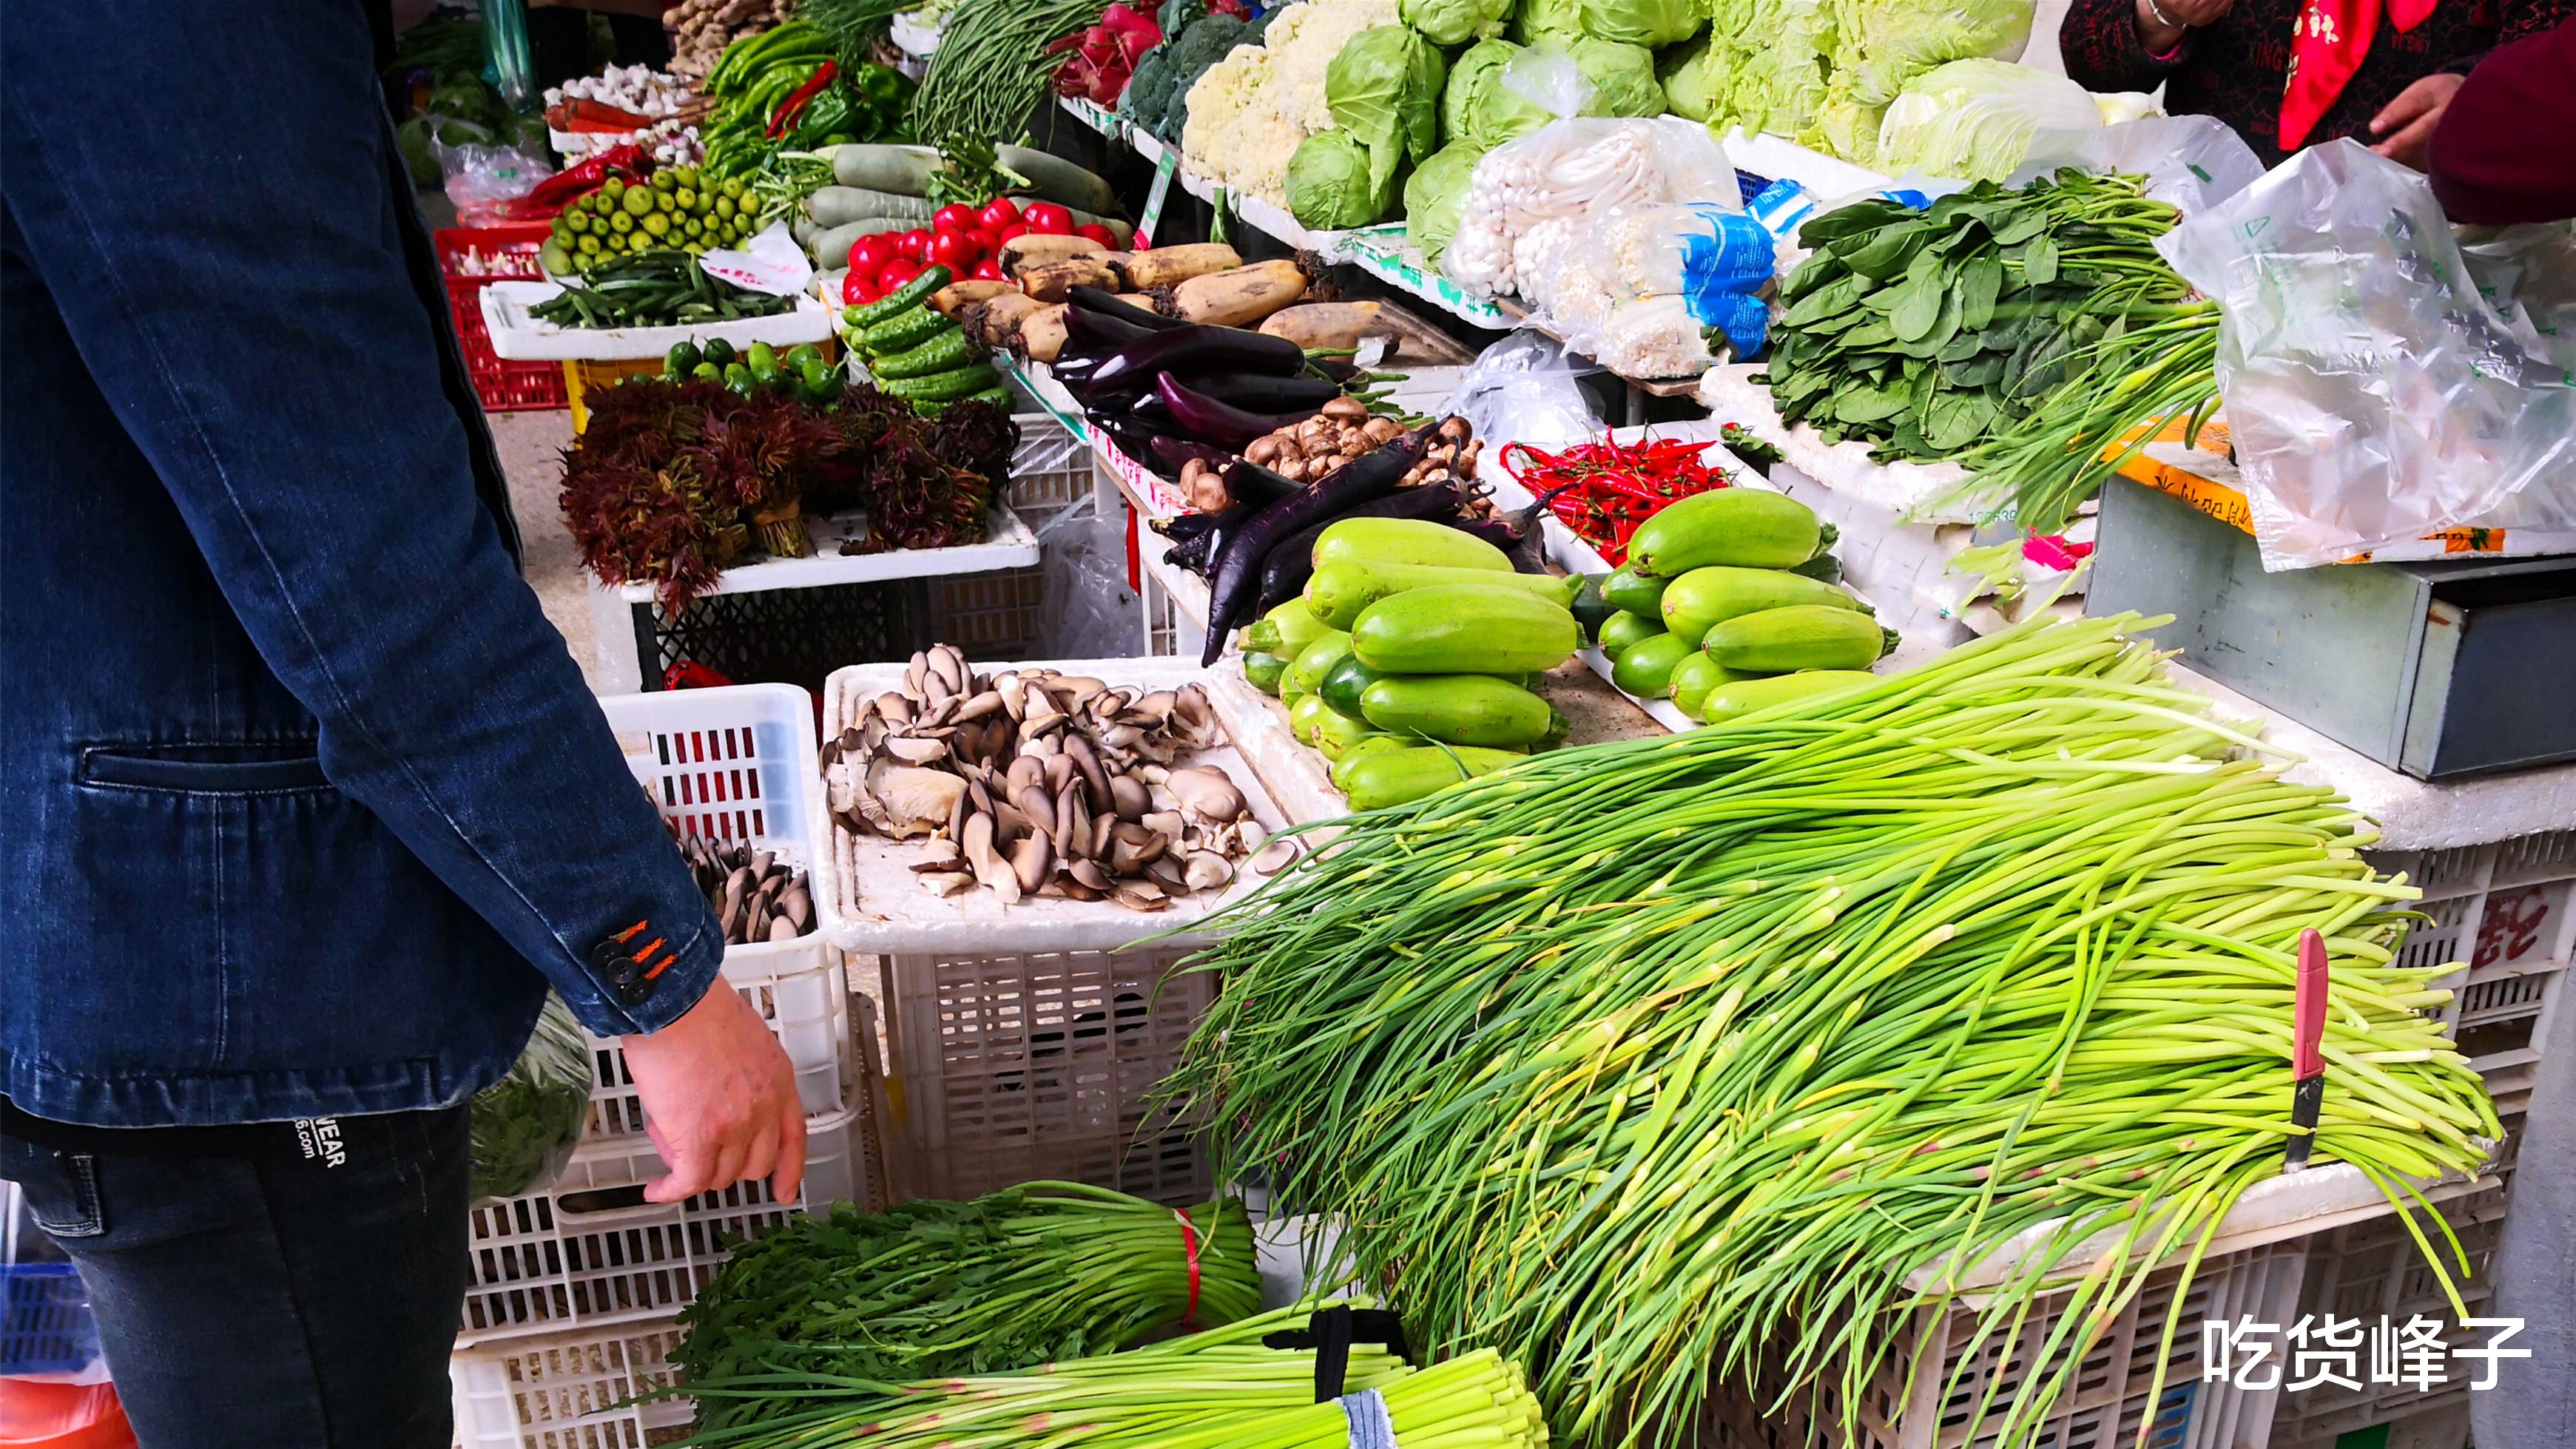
480, 280, 834, 360
1697, 362, 1977, 523
812, 656, 1293, 953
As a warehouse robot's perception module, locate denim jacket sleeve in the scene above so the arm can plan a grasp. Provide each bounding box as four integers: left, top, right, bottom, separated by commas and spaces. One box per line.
0, 1, 721, 1037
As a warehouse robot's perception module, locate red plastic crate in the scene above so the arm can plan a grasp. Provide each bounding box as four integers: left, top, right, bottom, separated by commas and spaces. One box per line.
434, 223, 570, 413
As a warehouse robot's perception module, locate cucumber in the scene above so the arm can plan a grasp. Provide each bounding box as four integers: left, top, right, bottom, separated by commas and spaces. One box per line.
1601, 566, 1669, 617
842, 266, 952, 332
1314, 517, 1511, 572
1318, 653, 1389, 720
1359, 675, 1565, 749
1660, 567, 1869, 642
871, 326, 973, 379
862, 304, 950, 355
1306, 561, 1578, 632
1595, 610, 1664, 659
1666, 652, 1753, 722
1625, 490, 1833, 576
881, 362, 998, 402
1700, 670, 1879, 722
1334, 745, 1528, 811
1350, 584, 1581, 676
1569, 573, 1615, 642
1284, 629, 1355, 698
1703, 606, 1900, 672
1611, 631, 1699, 699
1328, 734, 1416, 784
1243, 650, 1288, 695
1244, 598, 1329, 658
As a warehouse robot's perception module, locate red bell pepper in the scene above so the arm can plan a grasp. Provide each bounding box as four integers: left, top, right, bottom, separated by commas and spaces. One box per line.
766, 61, 839, 140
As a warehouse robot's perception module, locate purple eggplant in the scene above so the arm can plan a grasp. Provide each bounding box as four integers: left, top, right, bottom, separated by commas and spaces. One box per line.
1156, 374, 1318, 451
1068, 286, 1181, 331
1088, 325, 1306, 394
1065, 303, 1161, 357
1252, 483, 1463, 613
1187, 371, 1343, 413
1184, 496, 1264, 578
1154, 511, 1222, 544
1200, 433, 1429, 665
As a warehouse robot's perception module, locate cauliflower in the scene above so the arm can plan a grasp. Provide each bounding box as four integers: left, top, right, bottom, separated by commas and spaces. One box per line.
1181, 0, 1399, 203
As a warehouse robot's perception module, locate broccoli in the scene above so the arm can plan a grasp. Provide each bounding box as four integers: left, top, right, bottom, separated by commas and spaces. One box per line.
1122, 45, 1179, 124
1129, 12, 1249, 139
1156, 0, 1204, 33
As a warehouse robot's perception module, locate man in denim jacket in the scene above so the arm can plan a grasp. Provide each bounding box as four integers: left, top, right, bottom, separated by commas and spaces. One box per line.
0, 5, 806, 1443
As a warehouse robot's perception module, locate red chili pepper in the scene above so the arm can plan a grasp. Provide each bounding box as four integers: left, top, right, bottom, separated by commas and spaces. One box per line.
766, 61, 839, 139
1502, 436, 1733, 566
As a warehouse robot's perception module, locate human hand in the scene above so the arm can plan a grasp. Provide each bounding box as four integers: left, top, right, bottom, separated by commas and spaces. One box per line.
2370, 72, 2464, 170
623, 984, 806, 1205
2134, 0, 2233, 52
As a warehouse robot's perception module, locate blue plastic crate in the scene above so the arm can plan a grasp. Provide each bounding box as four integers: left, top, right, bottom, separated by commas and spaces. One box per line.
3, 1263, 101, 1376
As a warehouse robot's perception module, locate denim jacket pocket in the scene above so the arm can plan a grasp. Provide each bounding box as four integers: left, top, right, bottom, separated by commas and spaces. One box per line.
78, 744, 332, 796
0, 1138, 106, 1238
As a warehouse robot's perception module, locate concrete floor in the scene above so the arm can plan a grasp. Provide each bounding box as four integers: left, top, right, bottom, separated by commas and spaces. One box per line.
489, 409, 606, 692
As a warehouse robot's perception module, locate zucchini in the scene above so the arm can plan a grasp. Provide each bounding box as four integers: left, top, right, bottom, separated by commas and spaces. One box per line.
881, 362, 998, 402
1703, 606, 1900, 672
1288, 692, 1336, 746
1359, 675, 1565, 749
1660, 567, 1869, 642
1350, 584, 1581, 676
1327, 734, 1415, 783
1700, 670, 1879, 722
1243, 598, 1329, 658
1625, 490, 1834, 576
1595, 610, 1664, 660
1611, 631, 1699, 699
1243, 651, 1288, 695
862, 304, 950, 355
1307, 562, 1579, 632
1314, 517, 1511, 572
1666, 652, 1753, 722
1312, 710, 1386, 760
1318, 653, 1388, 720
1600, 566, 1669, 618
1334, 745, 1526, 811
843, 266, 952, 332
1283, 629, 1355, 698
871, 326, 973, 379
1569, 574, 1616, 642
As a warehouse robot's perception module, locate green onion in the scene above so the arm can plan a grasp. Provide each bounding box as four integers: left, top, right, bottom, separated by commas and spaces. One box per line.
674, 1302, 1549, 1448
675, 1183, 1261, 1430
1169, 614, 2498, 1449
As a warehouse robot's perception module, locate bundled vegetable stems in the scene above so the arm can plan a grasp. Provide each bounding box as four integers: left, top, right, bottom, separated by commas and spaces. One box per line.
1171, 615, 2498, 1448
678, 1301, 1550, 1449
676, 1183, 1260, 1430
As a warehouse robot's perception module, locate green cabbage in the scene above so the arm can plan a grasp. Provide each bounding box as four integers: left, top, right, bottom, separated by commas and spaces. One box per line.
1286, 129, 1399, 229
1876, 58, 2107, 179
1444, 38, 1551, 150
1569, 36, 1665, 118
1402, 0, 1510, 46
1708, 0, 1830, 139
1403, 141, 1485, 266
1656, 35, 1724, 121
1511, 0, 1585, 45
1827, 0, 2037, 107
1579, 0, 1702, 48
1327, 23, 1449, 168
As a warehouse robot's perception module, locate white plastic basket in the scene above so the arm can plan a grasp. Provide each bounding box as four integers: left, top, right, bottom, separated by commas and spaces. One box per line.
577, 935, 854, 1144
457, 1103, 873, 1348
451, 1317, 688, 1449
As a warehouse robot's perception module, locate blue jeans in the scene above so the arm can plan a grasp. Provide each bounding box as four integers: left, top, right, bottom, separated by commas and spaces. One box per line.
2, 1108, 468, 1448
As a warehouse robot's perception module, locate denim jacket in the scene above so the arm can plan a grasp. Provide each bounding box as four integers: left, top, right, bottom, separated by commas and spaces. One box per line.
0, 1, 724, 1127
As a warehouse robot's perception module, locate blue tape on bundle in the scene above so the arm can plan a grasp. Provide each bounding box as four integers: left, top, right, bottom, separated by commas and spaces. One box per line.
1339, 1388, 1400, 1449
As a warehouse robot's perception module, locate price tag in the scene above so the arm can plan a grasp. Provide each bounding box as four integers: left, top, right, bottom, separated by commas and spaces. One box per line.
1136, 150, 1181, 250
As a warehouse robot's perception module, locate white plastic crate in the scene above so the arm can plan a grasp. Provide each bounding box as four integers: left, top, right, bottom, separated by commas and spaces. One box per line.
872, 942, 1213, 1208
929, 566, 1045, 660
2265, 1183, 2512, 1449
1697, 1240, 2311, 1449
1005, 408, 1090, 526
457, 1103, 873, 1348
2368, 828, 2575, 1107
577, 936, 854, 1144
451, 1318, 687, 1449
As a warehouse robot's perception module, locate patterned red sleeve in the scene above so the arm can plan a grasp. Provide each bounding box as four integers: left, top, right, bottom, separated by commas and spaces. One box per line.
2060, 0, 2191, 92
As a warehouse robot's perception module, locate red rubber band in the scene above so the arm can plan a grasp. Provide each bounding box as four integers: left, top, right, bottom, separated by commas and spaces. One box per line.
1176, 1208, 1201, 1320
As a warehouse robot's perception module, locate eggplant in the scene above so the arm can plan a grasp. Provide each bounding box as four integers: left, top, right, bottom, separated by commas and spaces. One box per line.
1156, 374, 1319, 451
1068, 285, 1181, 332
1093, 413, 1174, 467
1065, 303, 1161, 356
1088, 325, 1306, 394
1187, 371, 1343, 413
1227, 460, 1304, 508
1184, 497, 1264, 578
1251, 483, 1463, 614
1150, 436, 1238, 476
1154, 511, 1221, 544
1200, 434, 1429, 665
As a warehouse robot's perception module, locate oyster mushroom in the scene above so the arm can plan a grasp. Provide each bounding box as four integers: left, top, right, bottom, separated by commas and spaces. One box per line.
882, 736, 948, 766
1107, 774, 1150, 823
907, 840, 964, 872
1252, 837, 1302, 874
1110, 882, 1170, 912
961, 813, 1019, 905
1183, 851, 1235, 893
1068, 859, 1113, 893
864, 760, 965, 840
920, 871, 977, 896
1008, 834, 1054, 896
1007, 754, 1046, 797
1064, 734, 1113, 812
1164, 766, 1248, 823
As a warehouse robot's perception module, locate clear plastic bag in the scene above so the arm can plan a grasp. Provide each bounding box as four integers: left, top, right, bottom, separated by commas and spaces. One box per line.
2014, 114, 2260, 217
1440, 328, 1605, 453
2159, 139, 2576, 570
468, 994, 590, 1203
1444, 116, 1739, 298
1036, 495, 1146, 658
431, 121, 554, 226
